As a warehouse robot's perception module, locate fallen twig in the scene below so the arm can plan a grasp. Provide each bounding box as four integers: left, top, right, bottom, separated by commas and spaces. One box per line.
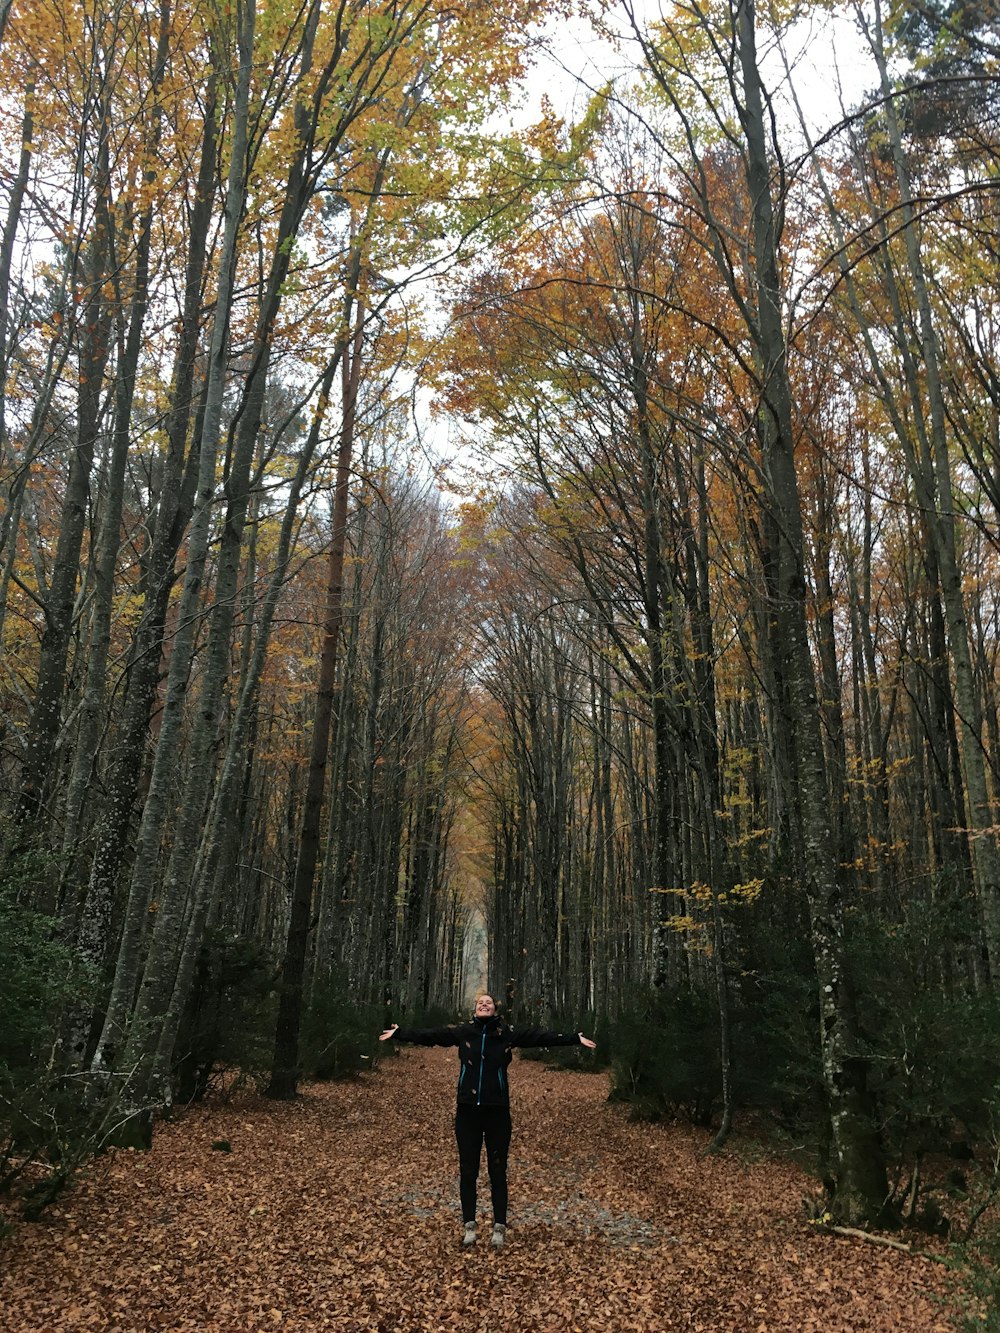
819, 1223, 948, 1264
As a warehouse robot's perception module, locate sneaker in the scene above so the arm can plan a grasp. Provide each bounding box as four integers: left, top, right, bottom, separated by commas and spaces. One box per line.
491, 1224, 506, 1249
462, 1222, 477, 1248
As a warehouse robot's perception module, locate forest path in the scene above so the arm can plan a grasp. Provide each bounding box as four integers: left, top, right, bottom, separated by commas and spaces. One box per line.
1, 1048, 952, 1331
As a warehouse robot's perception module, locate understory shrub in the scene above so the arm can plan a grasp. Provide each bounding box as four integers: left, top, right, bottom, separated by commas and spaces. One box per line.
172, 930, 275, 1101
839, 895, 1000, 1235
0, 866, 106, 1222
949, 1135, 1000, 1333
301, 979, 384, 1080
609, 986, 720, 1125
603, 878, 828, 1141
602, 887, 1000, 1215
730, 926, 825, 1139
954, 1230, 1000, 1332
850, 897, 1000, 1172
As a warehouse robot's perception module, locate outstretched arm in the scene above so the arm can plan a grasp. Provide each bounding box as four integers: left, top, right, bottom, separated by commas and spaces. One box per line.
378, 1022, 461, 1046
511, 1027, 597, 1049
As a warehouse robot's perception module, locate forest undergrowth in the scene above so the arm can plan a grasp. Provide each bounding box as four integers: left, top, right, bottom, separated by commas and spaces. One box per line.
0, 1048, 956, 1331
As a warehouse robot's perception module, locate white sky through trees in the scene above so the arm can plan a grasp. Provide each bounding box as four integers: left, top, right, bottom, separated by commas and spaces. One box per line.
519, 2, 875, 141
428, 1, 876, 494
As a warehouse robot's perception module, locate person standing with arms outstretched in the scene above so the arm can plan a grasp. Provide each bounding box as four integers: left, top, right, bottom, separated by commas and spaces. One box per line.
380, 993, 597, 1249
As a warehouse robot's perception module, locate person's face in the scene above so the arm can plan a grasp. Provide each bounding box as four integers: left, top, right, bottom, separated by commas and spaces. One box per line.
474, 994, 496, 1018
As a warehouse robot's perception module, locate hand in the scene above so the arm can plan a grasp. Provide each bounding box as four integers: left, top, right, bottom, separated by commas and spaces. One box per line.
579, 1034, 597, 1049
379, 1024, 399, 1042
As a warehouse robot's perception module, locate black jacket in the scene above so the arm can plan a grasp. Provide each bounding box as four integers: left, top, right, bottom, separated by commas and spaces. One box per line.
392, 1015, 581, 1107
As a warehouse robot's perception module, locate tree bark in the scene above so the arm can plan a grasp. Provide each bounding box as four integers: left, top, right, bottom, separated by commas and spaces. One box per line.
91, 5, 253, 1075
15, 124, 114, 833
60, 0, 173, 870
860, 0, 1000, 971
267, 300, 365, 1098
735, 0, 890, 1225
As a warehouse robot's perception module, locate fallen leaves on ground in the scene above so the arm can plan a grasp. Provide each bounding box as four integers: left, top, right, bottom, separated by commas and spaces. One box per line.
0, 1050, 955, 1330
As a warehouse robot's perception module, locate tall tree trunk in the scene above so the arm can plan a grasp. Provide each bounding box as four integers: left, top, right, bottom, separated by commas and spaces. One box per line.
736, 0, 889, 1225
0, 64, 34, 478
71, 71, 218, 1056
91, 7, 253, 1075
860, 0, 1000, 971
781, 13, 987, 959
60, 0, 174, 871
152, 356, 340, 1084
120, 0, 342, 1104
267, 305, 365, 1098
15, 132, 114, 833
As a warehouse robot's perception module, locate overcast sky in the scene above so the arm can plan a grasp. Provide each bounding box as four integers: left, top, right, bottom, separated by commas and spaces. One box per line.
514, 1, 876, 145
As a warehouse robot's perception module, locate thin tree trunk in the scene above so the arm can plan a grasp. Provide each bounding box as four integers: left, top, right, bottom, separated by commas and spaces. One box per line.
0, 64, 34, 476
15, 145, 114, 831
151, 357, 340, 1083
60, 0, 174, 869
267, 304, 365, 1098
70, 70, 218, 1054
91, 8, 253, 1075
736, 0, 890, 1225
860, 0, 1000, 970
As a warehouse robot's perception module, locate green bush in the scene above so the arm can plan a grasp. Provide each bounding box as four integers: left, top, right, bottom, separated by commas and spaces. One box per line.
608, 986, 720, 1125
725, 887, 1000, 1201
301, 980, 383, 1080
951, 1217, 1000, 1331
730, 935, 826, 1138
950, 1123, 1000, 1327
849, 897, 1000, 1167
1, 873, 80, 1073
172, 930, 275, 1101
0, 865, 101, 1218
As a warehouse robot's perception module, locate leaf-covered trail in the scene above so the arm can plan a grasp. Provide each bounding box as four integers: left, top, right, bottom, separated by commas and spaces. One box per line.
1, 1049, 953, 1331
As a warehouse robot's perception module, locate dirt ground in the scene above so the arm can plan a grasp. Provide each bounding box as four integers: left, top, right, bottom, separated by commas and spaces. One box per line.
0, 1047, 955, 1330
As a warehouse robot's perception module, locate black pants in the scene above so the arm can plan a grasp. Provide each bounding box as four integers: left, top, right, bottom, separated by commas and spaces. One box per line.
454, 1103, 512, 1225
